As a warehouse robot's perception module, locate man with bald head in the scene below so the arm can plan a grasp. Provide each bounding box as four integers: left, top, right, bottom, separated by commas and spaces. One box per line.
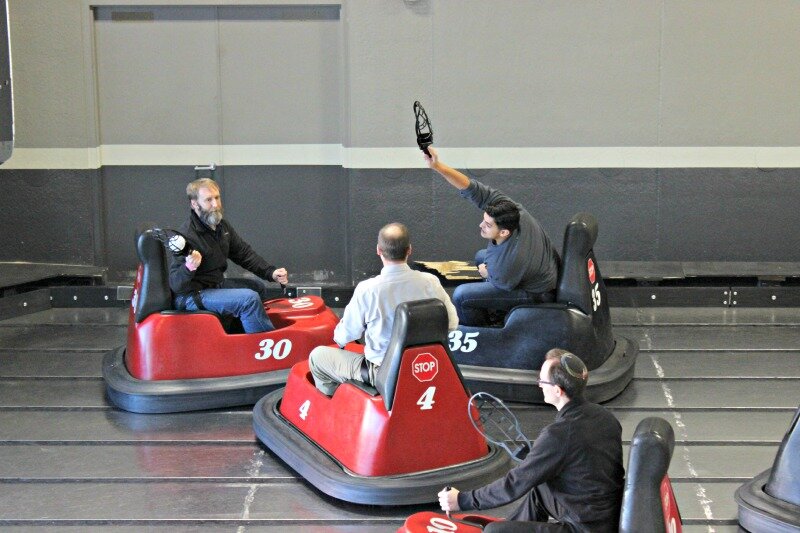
308, 223, 458, 396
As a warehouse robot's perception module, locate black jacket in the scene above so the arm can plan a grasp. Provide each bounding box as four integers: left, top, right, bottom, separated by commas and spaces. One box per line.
168, 210, 277, 296
458, 398, 624, 532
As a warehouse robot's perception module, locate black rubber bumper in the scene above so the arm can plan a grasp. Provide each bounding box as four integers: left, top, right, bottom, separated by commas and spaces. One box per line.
252, 388, 513, 505
736, 469, 800, 533
102, 346, 289, 413
459, 335, 638, 404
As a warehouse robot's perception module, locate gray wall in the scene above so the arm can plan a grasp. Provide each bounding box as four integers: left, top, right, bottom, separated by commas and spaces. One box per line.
3, 0, 800, 284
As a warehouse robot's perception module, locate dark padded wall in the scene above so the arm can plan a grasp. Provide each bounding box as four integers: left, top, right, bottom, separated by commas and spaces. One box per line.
2, 165, 800, 284
101, 165, 348, 282
349, 167, 800, 279
0, 169, 99, 264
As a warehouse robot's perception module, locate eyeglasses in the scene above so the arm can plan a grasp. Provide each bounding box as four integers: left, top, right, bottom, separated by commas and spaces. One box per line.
536, 379, 557, 387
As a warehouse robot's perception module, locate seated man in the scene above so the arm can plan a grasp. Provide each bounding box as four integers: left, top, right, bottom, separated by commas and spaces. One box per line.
309, 222, 458, 396
168, 177, 288, 334
424, 147, 559, 326
439, 349, 624, 533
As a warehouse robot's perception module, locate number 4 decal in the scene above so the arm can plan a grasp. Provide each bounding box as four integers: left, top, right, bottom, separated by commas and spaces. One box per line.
416, 386, 436, 410
298, 399, 311, 420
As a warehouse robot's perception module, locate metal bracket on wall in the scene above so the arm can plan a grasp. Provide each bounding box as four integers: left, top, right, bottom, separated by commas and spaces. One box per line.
194, 163, 216, 179
723, 289, 734, 306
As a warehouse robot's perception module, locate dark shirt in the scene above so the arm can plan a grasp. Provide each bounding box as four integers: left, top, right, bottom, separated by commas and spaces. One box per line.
168, 210, 277, 295
458, 398, 624, 532
460, 179, 559, 294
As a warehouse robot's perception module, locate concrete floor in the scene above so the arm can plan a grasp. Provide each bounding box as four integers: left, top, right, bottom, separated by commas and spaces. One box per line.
0, 305, 798, 531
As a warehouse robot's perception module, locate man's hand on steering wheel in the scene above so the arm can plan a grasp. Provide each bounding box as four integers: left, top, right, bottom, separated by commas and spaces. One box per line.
272, 268, 288, 285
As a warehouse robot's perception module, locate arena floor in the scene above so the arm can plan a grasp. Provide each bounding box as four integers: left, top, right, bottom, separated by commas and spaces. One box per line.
0, 304, 798, 531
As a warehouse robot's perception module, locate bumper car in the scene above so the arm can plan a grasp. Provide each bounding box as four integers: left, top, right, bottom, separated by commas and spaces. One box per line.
399, 416, 681, 532
253, 299, 513, 505
450, 212, 637, 403
736, 405, 800, 532
103, 228, 339, 413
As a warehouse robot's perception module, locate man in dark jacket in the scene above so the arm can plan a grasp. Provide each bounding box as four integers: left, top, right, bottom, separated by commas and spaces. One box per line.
438, 349, 624, 533
168, 178, 288, 333
424, 147, 559, 326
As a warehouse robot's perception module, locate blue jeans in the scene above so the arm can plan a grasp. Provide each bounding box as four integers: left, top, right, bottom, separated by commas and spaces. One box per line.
174, 278, 274, 333
454, 249, 554, 326
453, 281, 538, 326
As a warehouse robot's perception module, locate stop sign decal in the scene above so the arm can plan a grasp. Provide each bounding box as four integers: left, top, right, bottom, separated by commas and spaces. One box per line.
587, 258, 596, 284
412, 353, 438, 382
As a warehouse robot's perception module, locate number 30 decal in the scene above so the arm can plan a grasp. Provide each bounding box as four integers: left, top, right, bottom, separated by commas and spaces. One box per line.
287, 297, 313, 309
448, 330, 479, 352
254, 338, 293, 360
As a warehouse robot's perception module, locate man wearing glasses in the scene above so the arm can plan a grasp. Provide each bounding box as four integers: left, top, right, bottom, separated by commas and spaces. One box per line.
424, 147, 559, 327
439, 349, 624, 532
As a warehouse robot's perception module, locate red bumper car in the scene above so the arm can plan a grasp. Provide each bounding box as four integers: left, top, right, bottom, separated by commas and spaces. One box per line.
252, 299, 513, 505
103, 229, 339, 413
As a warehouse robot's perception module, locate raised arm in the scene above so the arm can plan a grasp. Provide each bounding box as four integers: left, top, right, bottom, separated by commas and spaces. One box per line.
424, 146, 470, 190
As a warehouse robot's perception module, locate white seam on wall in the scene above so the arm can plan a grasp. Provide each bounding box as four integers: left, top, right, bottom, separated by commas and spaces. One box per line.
4, 144, 800, 169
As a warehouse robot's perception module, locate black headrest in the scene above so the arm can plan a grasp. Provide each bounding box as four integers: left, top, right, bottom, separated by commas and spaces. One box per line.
374, 299, 451, 411
619, 417, 675, 533
765, 405, 800, 506
557, 212, 599, 314
134, 228, 173, 323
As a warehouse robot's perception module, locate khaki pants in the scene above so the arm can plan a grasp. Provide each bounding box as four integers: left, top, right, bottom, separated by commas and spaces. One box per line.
308, 345, 379, 396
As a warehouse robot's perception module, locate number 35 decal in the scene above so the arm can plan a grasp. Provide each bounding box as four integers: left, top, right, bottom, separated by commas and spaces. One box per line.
254, 338, 293, 360
448, 330, 479, 352
591, 282, 602, 312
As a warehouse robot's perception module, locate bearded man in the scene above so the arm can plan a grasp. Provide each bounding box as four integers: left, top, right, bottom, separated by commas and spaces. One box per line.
167, 178, 288, 333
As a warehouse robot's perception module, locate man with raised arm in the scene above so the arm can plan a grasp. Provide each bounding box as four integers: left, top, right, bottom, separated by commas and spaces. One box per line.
308, 222, 458, 396
424, 147, 559, 326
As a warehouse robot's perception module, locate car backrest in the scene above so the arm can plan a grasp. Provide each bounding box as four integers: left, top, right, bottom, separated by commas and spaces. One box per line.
619, 417, 676, 533
765, 405, 800, 506
134, 228, 173, 323
374, 299, 458, 411
556, 212, 612, 325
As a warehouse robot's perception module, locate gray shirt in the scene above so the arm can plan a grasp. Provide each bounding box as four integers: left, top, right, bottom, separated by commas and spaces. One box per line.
461, 179, 559, 293
334, 263, 458, 365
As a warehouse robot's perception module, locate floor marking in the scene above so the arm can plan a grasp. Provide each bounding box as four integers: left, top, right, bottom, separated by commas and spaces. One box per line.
237, 449, 266, 532
651, 354, 716, 532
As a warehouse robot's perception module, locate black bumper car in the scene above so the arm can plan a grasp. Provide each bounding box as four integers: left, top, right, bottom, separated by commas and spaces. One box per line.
736, 404, 800, 532
103, 228, 338, 413
253, 299, 513, 505
449, 212, 637, 403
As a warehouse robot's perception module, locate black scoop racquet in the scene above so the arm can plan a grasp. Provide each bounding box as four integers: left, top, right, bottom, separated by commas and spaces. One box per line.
414, 100, 433, 156
150, 228, 192, 257
468, 392, 532, 463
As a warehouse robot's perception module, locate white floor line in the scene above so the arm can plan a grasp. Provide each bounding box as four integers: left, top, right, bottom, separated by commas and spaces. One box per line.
237, 448, 266, 533
650, 354, 716, 533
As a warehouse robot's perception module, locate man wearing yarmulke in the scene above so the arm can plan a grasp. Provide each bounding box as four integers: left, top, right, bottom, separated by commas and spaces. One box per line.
439, 349, 624, 533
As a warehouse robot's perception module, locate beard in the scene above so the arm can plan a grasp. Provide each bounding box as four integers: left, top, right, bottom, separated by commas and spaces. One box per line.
198, 205, 224, 228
